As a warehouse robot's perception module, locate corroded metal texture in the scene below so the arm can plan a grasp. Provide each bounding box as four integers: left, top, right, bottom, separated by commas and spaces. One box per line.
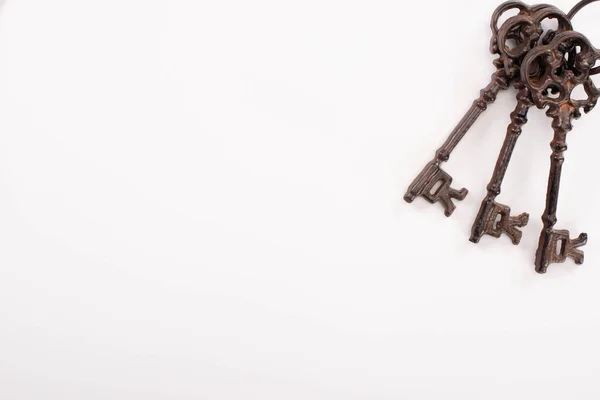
404, 0, 600, 273
470, 6, 573, 245
404, 1, 571, 217
521, 31, 600, 273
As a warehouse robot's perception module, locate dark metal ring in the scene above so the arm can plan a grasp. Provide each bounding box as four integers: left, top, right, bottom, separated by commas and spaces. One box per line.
568, 0, 600, 19
568, 0, 600, 74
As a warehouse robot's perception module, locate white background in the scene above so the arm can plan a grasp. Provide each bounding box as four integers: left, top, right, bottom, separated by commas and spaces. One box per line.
0, 0, 600, 399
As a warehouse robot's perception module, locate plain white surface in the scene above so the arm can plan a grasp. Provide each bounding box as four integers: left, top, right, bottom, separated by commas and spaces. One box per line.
1, 0, 600, 399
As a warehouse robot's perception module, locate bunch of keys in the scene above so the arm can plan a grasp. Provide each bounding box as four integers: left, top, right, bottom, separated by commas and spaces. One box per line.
404, 0, 600, 273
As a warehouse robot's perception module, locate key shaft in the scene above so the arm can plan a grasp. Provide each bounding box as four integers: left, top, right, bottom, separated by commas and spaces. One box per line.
471, 84, 532, 244
535, 121, 587, 273
404, 68, 509, 216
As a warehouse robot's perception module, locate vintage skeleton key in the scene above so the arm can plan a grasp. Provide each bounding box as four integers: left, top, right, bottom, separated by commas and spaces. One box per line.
404, 1, 562, 217
521, 31, 600, 273
470, 7, 572, 244
470, 82, 533, 244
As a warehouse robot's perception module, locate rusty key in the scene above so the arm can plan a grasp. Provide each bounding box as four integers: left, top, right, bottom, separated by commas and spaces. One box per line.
470, 82, 533, 244
521, 30, 600, 273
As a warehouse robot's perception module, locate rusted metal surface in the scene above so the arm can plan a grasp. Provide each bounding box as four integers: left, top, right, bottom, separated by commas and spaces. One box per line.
469, 82, 532, 245
404, 0, 600, 273
522, 31, 600, 272
470, 6, 572, 245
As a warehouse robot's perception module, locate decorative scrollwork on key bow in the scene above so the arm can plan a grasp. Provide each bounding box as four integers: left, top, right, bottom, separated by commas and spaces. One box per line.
471, 200, 529, 244
521, 31, 600, 273
404, 161, 468, 217
494, 4, 572, 78
522, 31, 600, 121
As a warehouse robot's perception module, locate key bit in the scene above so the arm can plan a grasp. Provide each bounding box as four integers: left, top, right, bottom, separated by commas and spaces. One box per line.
535, 229, 587, 273
470, 201, 529, 244
404, 161, 468, 217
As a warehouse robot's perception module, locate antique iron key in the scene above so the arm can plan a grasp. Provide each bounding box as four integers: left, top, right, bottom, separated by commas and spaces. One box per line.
521, 31, 600, 273
404, 0, 600, 273
470, 7, 573, 244
405, 1, 570, 217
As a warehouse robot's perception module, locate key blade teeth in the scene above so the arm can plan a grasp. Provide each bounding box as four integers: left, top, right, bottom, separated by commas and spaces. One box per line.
440, 186, 468, 217
404, 162, 467, 217
572, 233, 588, 248
471, 201, 528, 244
571, 249, 585, 265
512, 213, 529, 228
568, 233, 588, 265
535, 229, 588, 272
441, 197, 457, 217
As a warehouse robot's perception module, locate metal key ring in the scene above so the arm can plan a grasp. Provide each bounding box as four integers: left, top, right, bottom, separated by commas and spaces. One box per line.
568, 0, 600, 74
568, 0, 600, 18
